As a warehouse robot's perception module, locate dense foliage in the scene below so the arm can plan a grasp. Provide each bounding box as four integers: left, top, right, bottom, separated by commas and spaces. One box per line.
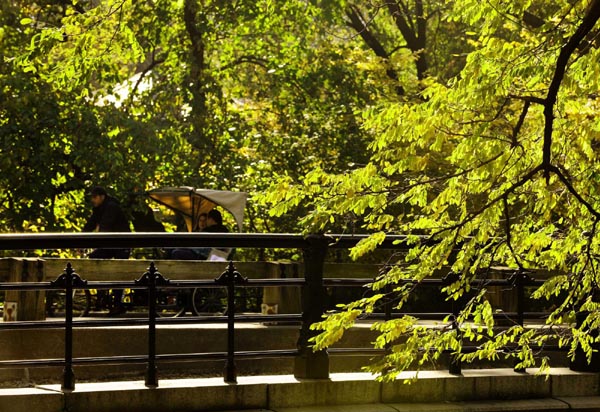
1, 0, 379, 232
4, 0, 600, 377
264, 0, 600, 378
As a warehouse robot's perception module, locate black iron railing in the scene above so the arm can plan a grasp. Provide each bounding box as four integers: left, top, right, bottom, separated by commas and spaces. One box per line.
0, 232, 570, 391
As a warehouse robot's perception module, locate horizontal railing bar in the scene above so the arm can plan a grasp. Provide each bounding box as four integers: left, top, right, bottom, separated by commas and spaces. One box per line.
0, 314, 303, 330
0, 233, 420, 251
0, 355, 151, 368
0, 279, 307, 291
0, 278, 546, 291
161, 279, 306, 288
0, 344, 568, 370
0, 359, 66, 368
0, 349, 303, 369
157, 350, 300, 362
328, 348, 386, 356
0, 312, 555, 331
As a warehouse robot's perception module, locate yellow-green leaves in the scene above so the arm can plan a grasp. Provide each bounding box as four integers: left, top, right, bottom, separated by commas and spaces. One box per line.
350, 231, 386, 260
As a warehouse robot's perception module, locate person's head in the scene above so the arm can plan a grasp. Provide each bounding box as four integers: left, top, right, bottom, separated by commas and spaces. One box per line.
89, 186, 107, 208
206, 209, 223, 226
198, 213, 208, 230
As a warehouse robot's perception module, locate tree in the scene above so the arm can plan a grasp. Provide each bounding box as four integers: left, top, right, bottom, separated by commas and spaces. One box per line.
1, 0, 381, 234
265, 0, 600, 377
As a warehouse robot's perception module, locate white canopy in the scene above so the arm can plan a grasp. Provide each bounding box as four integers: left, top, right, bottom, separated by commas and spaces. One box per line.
147, 187, 247, 232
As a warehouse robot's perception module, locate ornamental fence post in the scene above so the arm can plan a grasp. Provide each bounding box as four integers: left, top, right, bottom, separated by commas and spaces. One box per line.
50, 263, 87, 392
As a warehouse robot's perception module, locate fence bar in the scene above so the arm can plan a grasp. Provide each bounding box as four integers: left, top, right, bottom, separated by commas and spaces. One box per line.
135, 262, 164, 388
215, 261, 247, 383
443, 272, 462, 375
511, 270, 532, 373
54, 263, 79, 391
225, 267, 236, 384
64, 264, 75, 391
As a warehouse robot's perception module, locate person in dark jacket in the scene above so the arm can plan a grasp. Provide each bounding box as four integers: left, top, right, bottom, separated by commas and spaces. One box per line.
84, 186, 131, 235
83, 186, 131, 259
83, 186, 131, 315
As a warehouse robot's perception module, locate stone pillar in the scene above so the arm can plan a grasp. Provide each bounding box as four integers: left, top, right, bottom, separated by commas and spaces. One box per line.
294, 234, 329, 379
262, 262, 302, 314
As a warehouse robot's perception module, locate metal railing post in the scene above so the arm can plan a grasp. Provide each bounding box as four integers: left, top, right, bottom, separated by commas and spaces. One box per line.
294, 234, 330, 379
135, 262, 169, 388
215, 261, 247, 383
449, 309, 462, 375
63, 263, 75, 391
50, 263, 87, 392
510, 270, 532, 373
443, 272, 462, 375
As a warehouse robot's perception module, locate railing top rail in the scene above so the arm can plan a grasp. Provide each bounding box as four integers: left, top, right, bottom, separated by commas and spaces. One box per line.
0, 232, 418, 251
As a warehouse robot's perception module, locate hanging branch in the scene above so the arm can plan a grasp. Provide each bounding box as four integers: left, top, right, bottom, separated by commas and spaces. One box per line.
542, 0, 600, 181
503, 195, 524, 270
346, 5, 403, 93
511, 100, 530, 148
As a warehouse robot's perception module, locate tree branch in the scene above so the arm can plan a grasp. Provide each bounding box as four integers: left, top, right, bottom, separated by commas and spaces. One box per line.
220, 55, 269, 71
386, 0, 418, 48
504, 195, 524, 270
548, 164, 600, 219
511, 100, 530, 148
508, 94, 546, 105
542, 0, 600, 181
346, 5, 403, 92
386, 0, 427, 78
430, 165, 544, 240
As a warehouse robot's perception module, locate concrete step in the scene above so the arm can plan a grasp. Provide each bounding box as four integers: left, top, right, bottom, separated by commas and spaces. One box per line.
0, 322, 378, 384
0, 321, 572, 385
0, 369, 599, 412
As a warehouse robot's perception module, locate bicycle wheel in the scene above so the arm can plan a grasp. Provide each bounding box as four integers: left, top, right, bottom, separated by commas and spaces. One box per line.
192, 287, 226, 315
45, 289, 91, 317
156, 289, 187, 318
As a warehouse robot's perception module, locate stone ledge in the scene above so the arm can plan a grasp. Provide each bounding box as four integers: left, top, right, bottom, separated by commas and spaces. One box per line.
276, 399, 572, 412
0, 369, 598, 412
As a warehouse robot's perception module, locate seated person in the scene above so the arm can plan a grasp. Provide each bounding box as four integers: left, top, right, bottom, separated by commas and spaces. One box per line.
171, 209, 229, 260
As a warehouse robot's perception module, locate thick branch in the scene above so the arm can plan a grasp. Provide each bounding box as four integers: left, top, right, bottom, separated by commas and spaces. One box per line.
511, 100, 530, 148
414, 0, 427, 79
386, 0, 428, 79
183, 0, 214, 155
386, 1, 418, 48
346, 5, 402, 88
430, 165, 544, 240
548, 165, 600, 219
508, 94, 546, 105
543, 0, 600, 180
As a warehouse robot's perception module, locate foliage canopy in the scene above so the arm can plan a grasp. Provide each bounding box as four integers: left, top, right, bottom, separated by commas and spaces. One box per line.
265, 0, 600, 377
4, 0, 600, 377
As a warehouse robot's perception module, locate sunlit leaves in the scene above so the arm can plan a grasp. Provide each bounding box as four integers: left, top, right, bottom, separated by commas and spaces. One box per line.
269, 0, 600, 379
